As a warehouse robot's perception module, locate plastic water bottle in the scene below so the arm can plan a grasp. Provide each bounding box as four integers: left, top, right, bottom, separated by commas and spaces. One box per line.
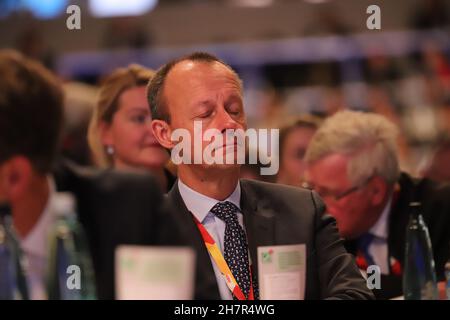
403, 202, 439, 300
46, 193, 96, 300
0, 203, 29, 300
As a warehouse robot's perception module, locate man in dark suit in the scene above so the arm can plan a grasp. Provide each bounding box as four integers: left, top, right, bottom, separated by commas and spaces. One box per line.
377, 172, 450, 299
148, 52, 373, 299
304, 110, 450, 299
0, 50, 166, 300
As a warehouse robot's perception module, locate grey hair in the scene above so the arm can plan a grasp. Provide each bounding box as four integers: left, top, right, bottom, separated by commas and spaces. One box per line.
304, 110, 400, 185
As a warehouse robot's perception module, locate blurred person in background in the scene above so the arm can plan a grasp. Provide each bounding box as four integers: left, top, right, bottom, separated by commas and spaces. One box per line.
61, 82, 98, 166
254, 87, 287, 130
276, 115, 322, 187
410, 0, 449, 30
102, 17, 150, 50
239, 150, 275, 183
323, 87, 346, 116
304, 110, 450, 299
365, 86, 416, 174
0, 50, 171, 299
421, 42, 450, 105
15, 25, 54, 70
88, 64, 175, 192
422, 134, 450, 183
436, 97, 450, 134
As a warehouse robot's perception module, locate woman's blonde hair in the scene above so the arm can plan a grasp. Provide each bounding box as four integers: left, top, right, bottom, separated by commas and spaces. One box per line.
87, 64, 155, 167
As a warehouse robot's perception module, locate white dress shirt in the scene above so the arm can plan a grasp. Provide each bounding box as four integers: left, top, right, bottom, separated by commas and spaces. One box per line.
20, 176, 57, 300
367, 194, 393, 275
178, 179, 247, 300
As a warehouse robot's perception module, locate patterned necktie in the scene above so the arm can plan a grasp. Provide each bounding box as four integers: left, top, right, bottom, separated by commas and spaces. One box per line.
210, 201, 258, 299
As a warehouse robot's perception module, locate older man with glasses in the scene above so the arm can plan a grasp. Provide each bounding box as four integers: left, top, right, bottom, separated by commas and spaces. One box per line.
304, 110, 450, 300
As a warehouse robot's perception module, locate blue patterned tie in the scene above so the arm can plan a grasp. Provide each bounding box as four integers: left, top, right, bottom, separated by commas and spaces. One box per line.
210, 201, 258, 299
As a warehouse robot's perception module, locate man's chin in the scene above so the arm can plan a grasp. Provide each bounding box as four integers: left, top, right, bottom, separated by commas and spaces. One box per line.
333, 221, 354, 240
199, 162, 241, 171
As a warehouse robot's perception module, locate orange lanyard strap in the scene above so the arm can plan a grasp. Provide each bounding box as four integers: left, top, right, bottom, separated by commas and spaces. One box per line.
193, 216, 254, 300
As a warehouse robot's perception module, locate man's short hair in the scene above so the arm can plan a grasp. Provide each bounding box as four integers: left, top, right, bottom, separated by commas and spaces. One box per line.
305, 110, 400, 185
146, 52, 242, 123
0, 50, 64, 173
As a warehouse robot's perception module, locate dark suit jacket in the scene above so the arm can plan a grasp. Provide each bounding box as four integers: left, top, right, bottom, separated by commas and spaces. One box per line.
345, 172, 450, 300
53, 160, 167, 300
163, 179, 374, 300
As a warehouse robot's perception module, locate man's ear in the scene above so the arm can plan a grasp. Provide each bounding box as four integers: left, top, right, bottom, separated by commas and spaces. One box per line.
99, 121, 114, 146
151, 119, 174, 149
370, 175, 388, 206
0, 156, 33, 203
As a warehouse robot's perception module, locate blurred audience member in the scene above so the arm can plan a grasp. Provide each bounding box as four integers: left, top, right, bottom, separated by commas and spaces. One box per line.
304, 6, 350, 36
366, 86, 415, 174
102, 17, 150, 49
436, 97, 450, 134
62, 82, 98, 166
410, 0, 449, 30
0, 50, 63, 299
239, 150, 276, 183
304, 110, 450, 299
256, 87, 288, 130
364, 48, 401, 86
88, 64, 174, 191
423, 134, 450, 183
277, 115, 322, 187
323, 87, 346, 116
0, 50, 170, 299
421, 42, 450, 104
15, 25, 54, 70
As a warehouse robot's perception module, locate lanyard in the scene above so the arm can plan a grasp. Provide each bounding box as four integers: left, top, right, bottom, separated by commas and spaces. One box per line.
193, 216, 254, 300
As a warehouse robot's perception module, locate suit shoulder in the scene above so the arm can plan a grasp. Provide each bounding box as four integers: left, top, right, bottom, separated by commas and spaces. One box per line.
55, 161, 162, 201
240, 179, 314, 203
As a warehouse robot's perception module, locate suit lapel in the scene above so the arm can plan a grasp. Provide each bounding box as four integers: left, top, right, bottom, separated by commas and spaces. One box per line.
167, 179, 276, 299
167, 182, 221, 299
240, 180, 276, 281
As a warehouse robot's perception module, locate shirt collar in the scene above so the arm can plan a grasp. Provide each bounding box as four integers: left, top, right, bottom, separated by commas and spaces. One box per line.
21, 176, 57, 259
177, 179, 241, 224
369, 193, 393, 240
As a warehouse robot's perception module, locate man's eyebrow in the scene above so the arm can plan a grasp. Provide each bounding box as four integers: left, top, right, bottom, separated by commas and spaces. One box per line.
224, 94, 243, 105
126, 107, 150, 112
227, 93, 242, 100
193, 93, 242, 107
195, 99, 215, 107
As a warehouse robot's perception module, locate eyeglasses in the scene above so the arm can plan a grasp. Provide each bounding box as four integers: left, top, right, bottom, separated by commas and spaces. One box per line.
303, 175, 375, 202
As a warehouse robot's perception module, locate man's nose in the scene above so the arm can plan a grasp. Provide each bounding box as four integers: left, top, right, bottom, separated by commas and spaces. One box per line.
215, 108, 239, 133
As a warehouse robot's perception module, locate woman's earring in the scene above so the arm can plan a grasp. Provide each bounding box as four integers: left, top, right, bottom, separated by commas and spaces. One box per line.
106, 145, 115, 156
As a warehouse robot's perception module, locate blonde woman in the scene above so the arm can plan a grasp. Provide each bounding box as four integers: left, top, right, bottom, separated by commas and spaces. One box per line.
88, 64, 175, 191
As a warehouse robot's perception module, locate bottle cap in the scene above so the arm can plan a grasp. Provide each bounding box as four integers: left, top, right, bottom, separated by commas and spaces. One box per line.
52, 192, 76, 217
409, 202, 421, 207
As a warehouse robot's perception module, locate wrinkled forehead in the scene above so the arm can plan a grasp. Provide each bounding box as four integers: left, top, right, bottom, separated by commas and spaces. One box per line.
307, 153, 351, 185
